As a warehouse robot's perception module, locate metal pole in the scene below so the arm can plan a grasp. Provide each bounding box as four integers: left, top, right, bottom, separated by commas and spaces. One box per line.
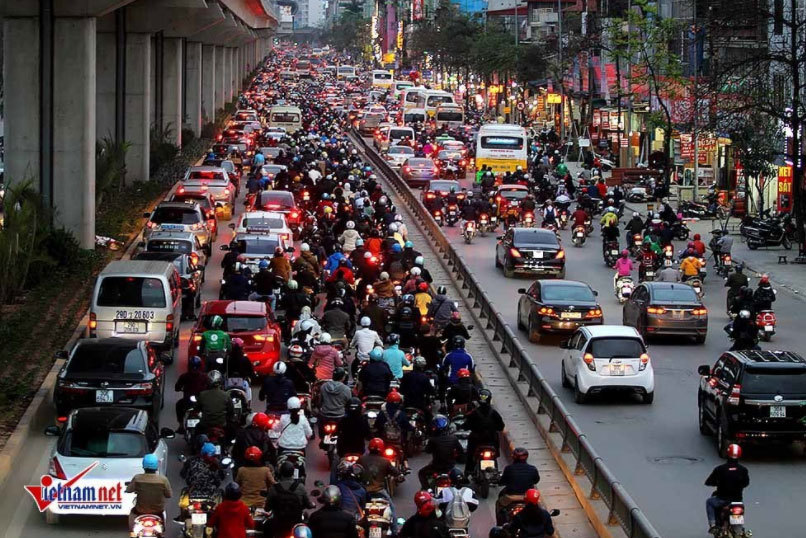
558, 0, 565, 140
692, 0, 699, 201
624, 0, 631, 168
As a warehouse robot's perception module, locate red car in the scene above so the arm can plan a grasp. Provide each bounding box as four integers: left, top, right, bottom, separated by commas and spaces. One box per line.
188, 301, 281, 376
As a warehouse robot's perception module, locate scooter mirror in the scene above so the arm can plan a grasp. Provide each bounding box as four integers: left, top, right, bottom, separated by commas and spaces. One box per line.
216, 357, 224, 364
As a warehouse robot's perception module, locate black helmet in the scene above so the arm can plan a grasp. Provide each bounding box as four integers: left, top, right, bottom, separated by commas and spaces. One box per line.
348, 397, 362, 412
448, 468, 465, 486
386, 333, 400, 345
489, 527, 507, 538
413, 355, 427, 370
478, 388, 492, 405
279, 461, 295, 479
513, 447, 529, 462
452, 335, 466, 349
321, 485, 342, 507
437, 285, 447, 295
333, 367, 346, 381
224, 482, 242, 501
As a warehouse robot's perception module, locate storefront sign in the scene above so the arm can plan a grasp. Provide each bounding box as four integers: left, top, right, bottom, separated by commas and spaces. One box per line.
593, 110, 601, 126
680, 133, 694, 160
601, 113, 610, 129
778, 165, 793, 212
546, 93, 562, 104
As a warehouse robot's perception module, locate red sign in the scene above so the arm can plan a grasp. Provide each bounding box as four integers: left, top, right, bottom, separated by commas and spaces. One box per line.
680, 133, 694, 160
593, 110, 601, 126
601, 113, 610, 129
778, 165, 793, 212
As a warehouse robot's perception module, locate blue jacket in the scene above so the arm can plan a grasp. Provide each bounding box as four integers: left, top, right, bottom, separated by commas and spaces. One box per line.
382, 345, 410, 379
336, 478, 367, 514
259, 374, 297, 410
325, 252, 352, 273
253, 153, 266, 167
442, 349, 475, 384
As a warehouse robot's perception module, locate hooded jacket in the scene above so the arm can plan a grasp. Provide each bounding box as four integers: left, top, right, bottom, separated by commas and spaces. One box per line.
319, 380, 353, 417
207, 499, 254, 538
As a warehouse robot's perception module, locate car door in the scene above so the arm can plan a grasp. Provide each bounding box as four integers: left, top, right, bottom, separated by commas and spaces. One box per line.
568, 331, 588, 377
499, 229, 513, 265
564, 331, 582, 377
701, 356, 726, 420
520, 282, 539, 322
623, 285, 640, 325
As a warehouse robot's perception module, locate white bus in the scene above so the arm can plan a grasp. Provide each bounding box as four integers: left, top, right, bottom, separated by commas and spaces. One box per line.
434, 104, 465, 129
474, 124, 528, 175
268, 106, 302, 134
337, 65, 356, 79
371, 69, 394, 89
393, 80, 415, 98
415, 90, 456, 117
400, 87, 428, 111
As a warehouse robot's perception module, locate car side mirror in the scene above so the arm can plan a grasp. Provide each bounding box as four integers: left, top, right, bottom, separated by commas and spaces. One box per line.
54, 350, 69, 359
160, 351, 173, 365
160, 427, 176, 439
228, 223, 236, 229
697, 365, 711, 376
44, 425, 61, 436
517, 288, 526, 294
142, 212, 151, 218
560, 339, 571, 349
593, 290, 599, 296
219, 244, 230, 251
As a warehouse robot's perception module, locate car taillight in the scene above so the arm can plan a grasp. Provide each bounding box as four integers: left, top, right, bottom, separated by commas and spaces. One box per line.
403, 166, 411, 173
510, 248, 521, 258
639, 353, 650, 371
583, 353, 596, 371
538, 306, 555, 316
433, 167, 440, 174
426, 193, 435, 199
190, 253, 200, 266
145, 221, 155, 229
50, 457, 67, 480
647, 306, 666, 314
290, 211, 299, 219
166, 314, 174, 333
126, 383, 155, 396
192, 333, 202, 343
59, 381, 90, 394
585, 308, 602, 318
556, 250, 565, 259
89, 312, 97, 332
253, 334, 275, 342
692, 308, 707, 316
728, 384, 741, 405
190, 222, 203, 231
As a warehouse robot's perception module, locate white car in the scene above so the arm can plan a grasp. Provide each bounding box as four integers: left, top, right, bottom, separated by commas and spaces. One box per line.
560, 325, 654, 404
385, 145, 415, 167
264, 127, 286, 142
42, 407, 173, 523
230, 211, 292, 242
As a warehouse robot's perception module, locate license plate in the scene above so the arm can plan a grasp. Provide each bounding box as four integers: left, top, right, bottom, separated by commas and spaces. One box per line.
561, 312, 582, 320
370, 527, 382, 538
577, 232, 584, 237
610, 249, 619, 255
480, 459, 496, 470
770, 406, 786, 418
673, 310, 684, 319
161, 224, 184, 230
191, 512, 207, 525
115, 320, 146, 334
324, 434, 337, 444
186, 418, 200, 428
233, 399, 242, 409
729, 515, 744, 525
533, 251, 543, 259
95, 389, 114, 403
214, 445, 221, 455
764, 325, 774, 332
610, 364, 625, 376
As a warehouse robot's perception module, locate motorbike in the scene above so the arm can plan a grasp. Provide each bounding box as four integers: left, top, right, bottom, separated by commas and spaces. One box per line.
558, 210, 569, 230
360, 496, 394, 538
714, 500, 750, 538
716, 253, 733, 278
630, 234, 643, 257
521, 212, 535, 228
584, 217, 593, 236
276, 449, 307, 481
679, 199, 727, 220
176, 487, 220, 538
478, 213, 490, 236
182, 396, 202, 446
688, 277, 705, 300
603, 241, 619, 268
403, 407, 427, 456
462, 220, 476, 244
471, 446, 500, 499
669, 219, 691, 240
131, 514, 165, 538
321, 419, 340, 466
382, 445, 406, 497
571, 225, 587, 247
615, 276, 634, 304
639, 259, 657, 282
745, 213, 795, 250
266, 411, 282, 448
363, 396, 385, 434
756, 310, 776, 341
226, 385, 250, 426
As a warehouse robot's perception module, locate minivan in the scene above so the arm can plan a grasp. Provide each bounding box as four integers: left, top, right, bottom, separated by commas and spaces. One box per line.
89, 261, 182, 358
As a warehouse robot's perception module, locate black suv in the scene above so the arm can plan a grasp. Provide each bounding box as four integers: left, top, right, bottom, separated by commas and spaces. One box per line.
697, 350, 806, 456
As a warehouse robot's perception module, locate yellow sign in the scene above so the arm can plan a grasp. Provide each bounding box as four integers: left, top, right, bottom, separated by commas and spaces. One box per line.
547, 93, 562, 104
779, 166, 792, 178
383, 52, 396, 64
503, 107, 511, 114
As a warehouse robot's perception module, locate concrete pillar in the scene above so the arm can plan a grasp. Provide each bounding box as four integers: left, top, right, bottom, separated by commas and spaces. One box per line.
150, 37, 157, 127
125, 33, 151, 183
235, 47, 241, 91
53, 18, 96, 249
224, 47, 233, 104
215, 45, 225, 110
201, 44, 216, 125
96, 32, 117, 140
3, 18, 40, 188
185, 41, 203, 138
162, 37, 183, 147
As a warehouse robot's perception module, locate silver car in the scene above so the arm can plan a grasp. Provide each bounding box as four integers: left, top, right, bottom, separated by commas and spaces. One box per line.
401, 158, 438, 187
143, 202, 212, 253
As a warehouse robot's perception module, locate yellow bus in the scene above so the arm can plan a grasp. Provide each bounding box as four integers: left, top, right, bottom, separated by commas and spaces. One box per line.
474, 124, 528, 174
371, 69, 394, 89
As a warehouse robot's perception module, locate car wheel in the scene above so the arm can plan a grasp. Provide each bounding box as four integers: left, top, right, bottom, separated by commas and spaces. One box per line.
695, 333, 707, 344
527, 317, 541, 343
716, 416, 732, 457
698, 399, 711, 436
504, 264, 515, 278
495, 253, 502, 268
574, 377, 587, 404
642, 391, 654, 404
195, 292, 202, 308
561, 361, 572, 388
517, 309, 525, 331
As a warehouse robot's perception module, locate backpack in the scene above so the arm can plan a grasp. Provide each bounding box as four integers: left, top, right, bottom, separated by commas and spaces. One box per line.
271, 480, 303, 523
444, 487, 472, 528
382, 409, 402, 443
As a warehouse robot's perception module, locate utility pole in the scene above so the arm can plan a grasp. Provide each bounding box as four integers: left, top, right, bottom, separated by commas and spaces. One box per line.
623, 0, 632, 168
692, 0, 699, 201
558, 0, 565, 139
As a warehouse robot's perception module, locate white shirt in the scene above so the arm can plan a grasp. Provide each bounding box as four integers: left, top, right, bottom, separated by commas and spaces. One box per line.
351, 328, 383, 355
274, 413, 313, 450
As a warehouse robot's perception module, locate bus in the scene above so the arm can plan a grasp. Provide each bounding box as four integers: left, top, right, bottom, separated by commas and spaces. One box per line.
337, 65, 356, 79
393, 80, 415, 98
371, 69, 394, 89
474, 124, 528, 175
434, 104, 465, 129
268, 105, 302, 134
400, 87, 427, 111
415, 90, 456, 117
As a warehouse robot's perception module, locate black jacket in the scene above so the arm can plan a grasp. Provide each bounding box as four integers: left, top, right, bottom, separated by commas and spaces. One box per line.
308, 505, 359, 538
753, 284, 776, 311
359, 360, 394, 397
399, 513, 449, 538
233, 425, 276, 467
337, 411, 369, 456
399, 371, 435, 410
500, 462, 540, 495
425, 433, 464, 470
259, 374, 297, 411
705, 462, 750, 501
511, 504, 555, 538
463, 404, 505, 446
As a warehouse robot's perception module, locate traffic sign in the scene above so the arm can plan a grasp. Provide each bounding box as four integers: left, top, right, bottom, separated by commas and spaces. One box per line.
517, 102, 525, 111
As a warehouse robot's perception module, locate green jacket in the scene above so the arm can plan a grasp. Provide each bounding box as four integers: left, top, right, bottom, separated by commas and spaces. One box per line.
201, 330, 231, 353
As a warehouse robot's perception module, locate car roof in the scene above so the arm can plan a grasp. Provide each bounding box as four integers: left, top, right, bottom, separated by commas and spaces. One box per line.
155, 201, 199, 210
540, 279, 590, 289
133, 252, 185, 263
202, 300, 267, 316
188, 165, 225, 172
100, 260, 175, 276
74, 338, 143, 353
69, 406, 149, 433
731, 349, 806, 365
260, 190, 294, 199
582, 325, 642, 338
498, 184, 529, 191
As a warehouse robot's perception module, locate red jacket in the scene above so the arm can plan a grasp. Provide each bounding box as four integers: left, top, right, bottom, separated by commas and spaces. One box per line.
208, 500, 254, 538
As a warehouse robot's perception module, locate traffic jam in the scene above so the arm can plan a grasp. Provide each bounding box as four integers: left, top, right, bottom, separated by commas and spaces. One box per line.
35, 45, 806, 538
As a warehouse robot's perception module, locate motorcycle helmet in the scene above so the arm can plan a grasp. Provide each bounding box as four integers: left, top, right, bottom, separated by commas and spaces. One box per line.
513, 447, 529, 462
259, 259, 270, 270
291, 524, 313, 538
201, 442, 217, 458
457, 368, 471, 379
389, 223, 400, 233
387, 390, 403, 404
410, 267, 421, 276
415, 256, 425, 266
274, 360, 288, 375
287, 396, 302, 410
369, 347, 384, 361
348, 397, 362, 412
207, 370, 223, 388
287, 279, 299, 290
387, 333, 400, 345
321, 485, 342, 507
417, 281, 429, 292
142, 453, 159, 471
300, 243, 311, 252
245, 446, 263, 463
448, 468, 465, 486
738, 309, 751, 319
450, 311, 461, 323
621, 249, 629, 258
319, 332, 332, 344
760, 274, 770, 284
189, 355, 203, 370
346, 220, 355, 229
360, 316, 371, 327
452, 335, 466, 349
231, 337, 244, 348
478, 388, 493, 405
392, 243, 402, 253
525, 489, 541, 505
252, 412, 270, 431
431, 414, 449, 434
727, 443, 742, 460
437, 285, 447, 295
413, 355, 428, 370
368, 438, 385, 453
210, 315, 224, 329
379, 272, 390, 281
414, 490, 433, 508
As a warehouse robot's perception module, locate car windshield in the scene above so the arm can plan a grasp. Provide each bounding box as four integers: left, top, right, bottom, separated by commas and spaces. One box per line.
481, 136, 524, 150
389, 146, 414, 155
150, 207, 199, 225
427, 95, 453, 107
589, 338, 645, 358
438, 151, 462, 160
174, 196, 211, 210
389, 129, 413, 140
64, 429, 147, 458
741, 368, 806, 395
514, 229, 558, 247
542, 285, 594, 302
437, 111, 463, 121
242, 217, 285, 230
188, 170, 225, 180
409, 159, 433, 168
271, 112, 300, 123
499, 189, 529, 200
235, 239, 279, 256
68, 346, 146, 376
430, 181, 458, 192
147, 239, 193, 254
203, 315, 267, 332
652, 287, 699, 303
404, 113, 425, 123
97, 277, 167, 308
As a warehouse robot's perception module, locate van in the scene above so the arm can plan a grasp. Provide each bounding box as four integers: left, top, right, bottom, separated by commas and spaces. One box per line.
435, 104, 465, 129
416, 90, 456, 117
371, 69, 394, 89
400, 87, 427, 111
376, 125, 415, 152
89, 261, 182, 357
393, 80, 415, 98
403, 108, 427, 125
268, 105, 303, 134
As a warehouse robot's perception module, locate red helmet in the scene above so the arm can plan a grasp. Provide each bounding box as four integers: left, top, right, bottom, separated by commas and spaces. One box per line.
693, 233, 701, 241
232, 337, 244, 348
417, 499, 436, 517
525, 489, 541, 505
760, 274, 770, 284
386, 390, 402, 404
245, 446, 263, 463
727, 444, 742, 460
368, 438, 385, 453
457, 368, 471, 379
418, 282, 429, 292
252, 412, 270, 431
414, 490, 433, 507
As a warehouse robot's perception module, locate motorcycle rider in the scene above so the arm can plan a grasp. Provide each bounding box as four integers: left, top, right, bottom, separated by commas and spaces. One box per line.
283, 280, 313, 323
339, 221, 361, 254
270, 247, 292, 282
624, 212, 644, 241
638, 240, 659, 281
175, 355, 209, 431
509, 489, 555, 538
264, 461, 316, 538
126, 454, 172, 530
207, 482, 255, 537
435, 468, 479, 526
382, 333, 411, 379
337, 397, 370, 458
197, 371, 233, 438
657, 263, 682, 282
541, 199, 558, 228
705, 444, 749, 535
318, 367, 352, 435
180, 441, 226, 498
725, 264, 749, 313
308, 485, 360, 538
400, 356, 437, 420
236, 446, 276, 509
418, 415, 465, 489
445, 368, 478, 414
260, 361, 298, 412
359, 347, 395, 398
428, 286, 458, 333
359, 437, 402, 528
233, 412, 277, 472
441, 311, 471, 351
222, 263, 252, 300
334, 461, 368, 515
496, 447, 541, 524
680, 249, 705, 282
200, 315, 231, 372
462, 389, 505, 474
613, 250, 634, 289
309, 332, 343, 380
274, 396, 314, 456
351, 316, 385, 360
601, 220, 621, 257
399, 491, 450, 538
692, 233, 707, 257
727, 309, 759, 351
714, 229, 734, 260
225, 337, 255, 401
442, 336, 475, 391
753, 274, 776, 311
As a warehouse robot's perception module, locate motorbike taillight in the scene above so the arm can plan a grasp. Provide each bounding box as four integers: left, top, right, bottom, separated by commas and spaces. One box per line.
730, 505, 744, 515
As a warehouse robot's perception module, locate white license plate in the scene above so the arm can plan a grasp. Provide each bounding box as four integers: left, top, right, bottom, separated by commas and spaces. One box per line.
673, 310, 685, 319
214, 444, 221, 455
610, 364, 625, 376
533, 251, 544, 259
576, 232, 584, 237
770, 406, 786, 418
480, 459, 496, 470
95, 389, 114, 403
324, 434, 337, 444
729, 515, 744, 525
186, 418, 200, 428
561, 312, 582, 320
233, 399, 242, 409
764, 325, 774, 332
610, 250, 619, 255
369, 527, 383, 538
191, 512, 207, 525
115, 320, 146, 334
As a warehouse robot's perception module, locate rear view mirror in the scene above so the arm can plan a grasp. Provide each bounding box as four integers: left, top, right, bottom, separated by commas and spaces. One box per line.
697, 365, 711, 376
593, 290, 599, 296
44, 425, 61, 436
160, 427, 176, 439
142, 212, 151, 219
517, 288, 526, 294
54, 350, 69, 359
559, 339, 571, 349
550, 509, 561, 517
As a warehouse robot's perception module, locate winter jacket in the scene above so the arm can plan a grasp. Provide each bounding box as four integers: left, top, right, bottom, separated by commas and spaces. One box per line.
335, 478, 368, 515
299, 251, 321, 275
259, 374, 297, 411
308, 505, 360, 538
320, 308, 352, 339
350, 328, 384, 356
207, 499, 254, 538
399, 371, 435, 410
270, 256, 292, 282
235, 466, 275, 508
309, 344, 343, 380
382, 344, 411, 379
500, 462, 541, 496
442, 349, 475, 384
273, 413, 313, 450
319, 380, 352, 417
428, 294, 457, 328
358, 360, 394, 397
339, 229, 362, 252
373, 278, 396, 298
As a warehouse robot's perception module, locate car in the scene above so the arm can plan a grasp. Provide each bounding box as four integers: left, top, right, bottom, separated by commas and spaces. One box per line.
359, 113, 385, 136
496, 227, 565, 279
42, 407, 174, 522
420, 179, 462, 203
230, 210, 293, 242
142, 201, 212, 253
170, 188, 219, 239
53, 339, 166, 419
697, 350, 806, 456
220, 232, 292, 275
622, 282, 708, 343
188, 301, 282, 376
517, 280, 602, 343
264, 127, 287, 142
203, 158, 241, 195
132, 251, 203, 319
401, 158, 438, 187
181, 167, 235, 220
385, 145, 415, 167
259, 163, 289, 184
257, 147, 284, 162
494, 184, 531, 207
247, 190, 301, 231
560, 325, 654, 404
435, 149, 467, 177
143, 230, 208, 269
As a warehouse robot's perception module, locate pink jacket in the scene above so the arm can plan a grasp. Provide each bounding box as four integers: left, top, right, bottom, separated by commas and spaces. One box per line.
614, 257, 634, 277
309, 344, 343, 380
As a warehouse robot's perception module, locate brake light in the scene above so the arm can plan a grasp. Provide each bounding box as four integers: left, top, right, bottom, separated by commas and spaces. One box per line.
324, 423, 337, 433
639, 353, 650, 371
583, 353, 596, 371
125, 383, 155, 396
253, 334, 275, 343
510, 248, 522, 258
177, 187, 185, 194
728, 384, 741, 405
730, 505, 744, 515
193, 333, 202, 343
384, 448, 395, 457
426, 193, 436, 200
50, 457, 67, 480
166, 314, 174, 333
647, 306, 666, 315
290, 211, 299, 219
556, 250, 565, 260
585, 308, 602, 318
538, 307, 555, 315
223, 188, 231, 196
481, 450, 494, 459
460, 160, 466, 166
692, 308, 708, 316
403, 166, 411, 173
89, 312, 97, 331
145, 221, 155, 229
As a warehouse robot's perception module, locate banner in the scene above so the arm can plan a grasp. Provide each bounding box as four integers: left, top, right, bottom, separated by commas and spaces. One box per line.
680, 133, 694, 160
593, 110, 601, 126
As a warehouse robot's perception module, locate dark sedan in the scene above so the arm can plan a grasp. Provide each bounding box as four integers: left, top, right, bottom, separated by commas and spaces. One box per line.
622, 282, 708, 343
401, 158, 438, 187
53, 339, 166, 422
517, 280, 603, 343
496, 227, 565, 278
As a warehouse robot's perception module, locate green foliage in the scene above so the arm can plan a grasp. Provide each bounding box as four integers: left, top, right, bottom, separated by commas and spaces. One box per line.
728, 113, 783, 214
150, 122, 180, 176
95, 136, 131, 202
322, 2, 371, 59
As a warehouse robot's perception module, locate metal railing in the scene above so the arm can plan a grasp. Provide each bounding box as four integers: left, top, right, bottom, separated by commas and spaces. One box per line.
353, 131, 662, 538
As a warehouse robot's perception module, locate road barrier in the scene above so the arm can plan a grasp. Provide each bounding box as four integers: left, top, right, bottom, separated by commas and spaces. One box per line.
353, 131, 662, 538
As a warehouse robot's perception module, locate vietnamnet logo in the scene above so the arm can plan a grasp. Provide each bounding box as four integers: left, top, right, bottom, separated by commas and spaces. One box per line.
25, 462, 124, 512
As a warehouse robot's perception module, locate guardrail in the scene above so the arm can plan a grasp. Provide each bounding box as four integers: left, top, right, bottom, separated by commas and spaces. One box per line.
353, 131, 662, 538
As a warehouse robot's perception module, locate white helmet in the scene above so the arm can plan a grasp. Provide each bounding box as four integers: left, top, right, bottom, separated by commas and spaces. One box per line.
389, 223, 399, 232
360, 316, 371, 327
300, 319, 316, 332
287, 396, 302, 410
379, 272, 389, 280
273, 361, 287, 375
394, 214, 403, 222
301, 243, 311, 252
346, 221, 355, 229
319, 332, 332, 344
364, 251, 373, 259
410, 267, 421, 276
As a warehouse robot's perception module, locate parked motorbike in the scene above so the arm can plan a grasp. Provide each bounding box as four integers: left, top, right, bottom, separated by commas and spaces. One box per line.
745, 213, 794, 250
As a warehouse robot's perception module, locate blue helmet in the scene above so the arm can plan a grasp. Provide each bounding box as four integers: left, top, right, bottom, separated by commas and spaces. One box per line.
201, 442, 217, 457
405, 241, 414, 248
142, 453, 159, 471
369, 347, 384, 361
189, 356, 203, 370
292, 524, 313, 538
259, 259, 270, 270
431, 415, 449, 433
392, 244, 402, 253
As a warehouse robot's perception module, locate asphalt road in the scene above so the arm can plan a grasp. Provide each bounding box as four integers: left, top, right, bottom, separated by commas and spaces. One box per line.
391, 163, 806, 538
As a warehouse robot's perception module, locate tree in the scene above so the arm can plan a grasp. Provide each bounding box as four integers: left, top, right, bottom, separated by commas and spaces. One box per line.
322, 2, 370, 59
728, 113, 785, 216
